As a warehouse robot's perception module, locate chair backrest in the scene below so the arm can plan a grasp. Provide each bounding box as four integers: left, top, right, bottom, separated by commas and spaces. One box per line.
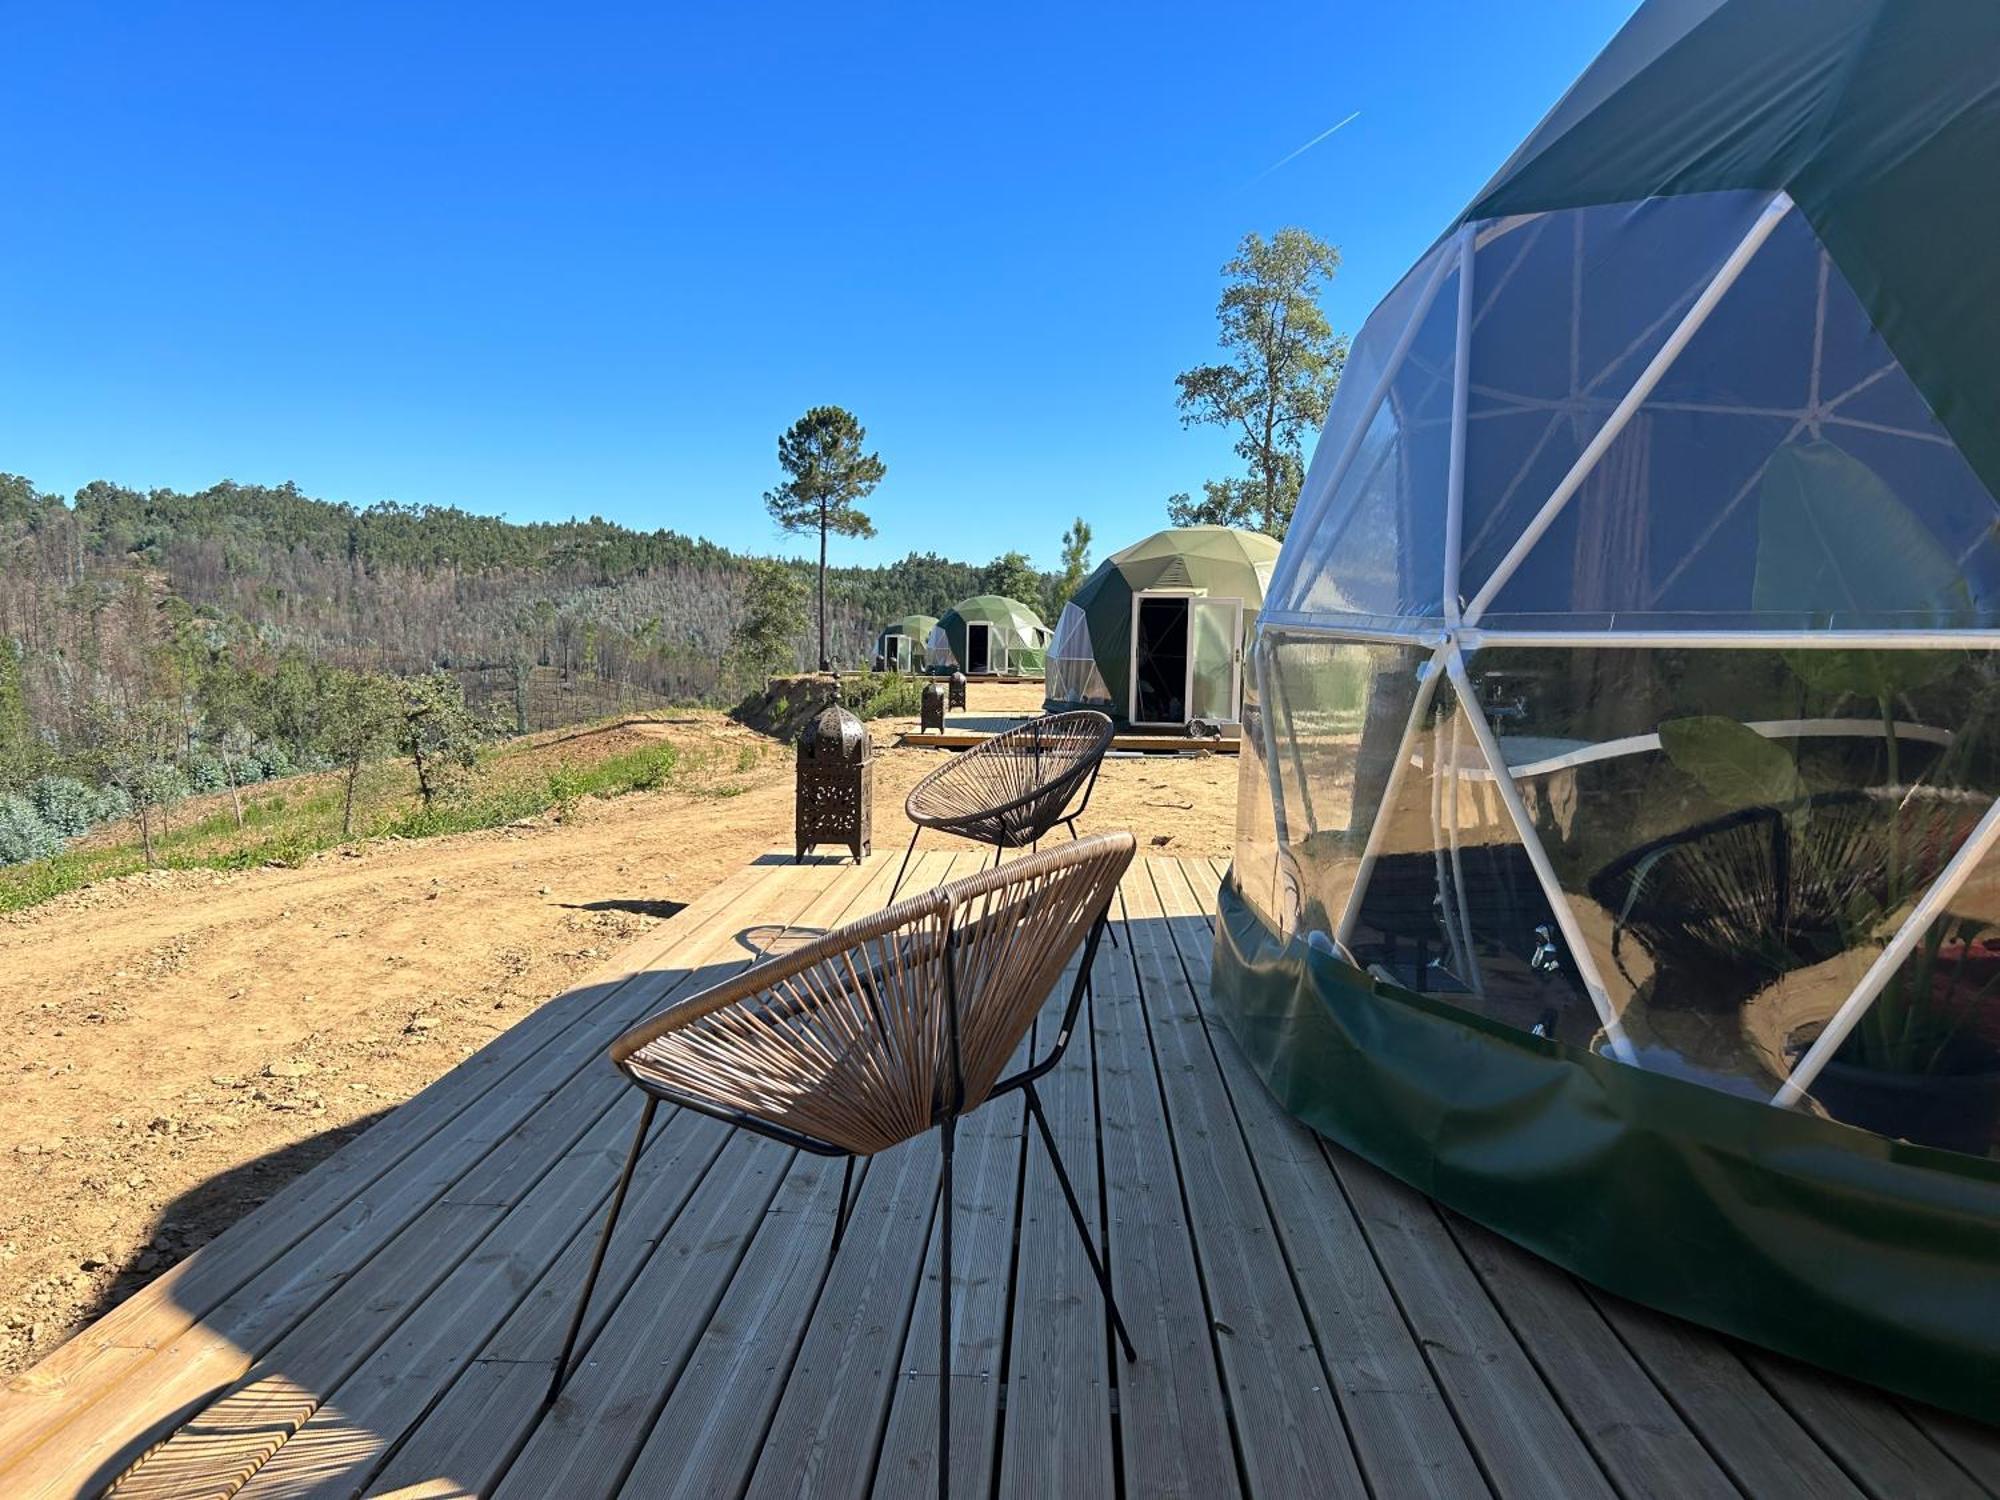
905, 710, 1115, 838
611, 830, 1136, 1155
932, 829, 1134, 1110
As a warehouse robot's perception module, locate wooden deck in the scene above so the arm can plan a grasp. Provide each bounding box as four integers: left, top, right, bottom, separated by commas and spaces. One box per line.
3, 852, 1995, 1499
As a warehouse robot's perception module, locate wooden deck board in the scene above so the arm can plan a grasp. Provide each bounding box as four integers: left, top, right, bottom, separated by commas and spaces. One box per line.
1150, 859, 1490, 1500
993, 946, 1115, 1500
1119, 864, 1370, 1499
0, 853, 1985, 1500
1090, 874, 1244, 1500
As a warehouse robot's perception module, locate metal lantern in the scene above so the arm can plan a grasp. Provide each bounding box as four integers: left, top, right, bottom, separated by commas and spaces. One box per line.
948, 671, 968, 710
795, 698, 872, 863
920, 680, 948, 733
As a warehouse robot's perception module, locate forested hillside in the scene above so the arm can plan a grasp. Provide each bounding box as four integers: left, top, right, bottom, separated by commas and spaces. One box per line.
0, 472, 1054, 858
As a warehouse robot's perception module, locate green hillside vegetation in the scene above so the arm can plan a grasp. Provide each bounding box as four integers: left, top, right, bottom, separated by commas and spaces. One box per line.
0, 471, 1053, 874
0, 715, 767, 913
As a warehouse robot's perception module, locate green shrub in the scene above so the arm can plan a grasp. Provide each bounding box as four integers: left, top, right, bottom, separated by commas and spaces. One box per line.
628, 744, 680, 790
28, 776, 98, 838
252, 742, 295, 780
185, 750, 229, 793
0, 795, 59, 866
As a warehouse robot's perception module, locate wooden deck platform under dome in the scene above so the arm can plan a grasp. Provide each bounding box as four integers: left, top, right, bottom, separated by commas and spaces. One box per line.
0, 853, 1994, 1499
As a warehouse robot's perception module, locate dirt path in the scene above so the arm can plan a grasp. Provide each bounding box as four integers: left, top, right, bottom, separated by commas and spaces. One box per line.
0, 702, 1240, 1373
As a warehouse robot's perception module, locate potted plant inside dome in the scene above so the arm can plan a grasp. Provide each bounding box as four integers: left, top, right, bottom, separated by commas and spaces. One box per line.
1649, 440, 2000, 1153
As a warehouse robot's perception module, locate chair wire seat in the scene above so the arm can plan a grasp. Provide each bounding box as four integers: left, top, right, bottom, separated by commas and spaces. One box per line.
548, 832, 1141, 1500
892, 709, 1115, 902
616, 832, 1129, 1154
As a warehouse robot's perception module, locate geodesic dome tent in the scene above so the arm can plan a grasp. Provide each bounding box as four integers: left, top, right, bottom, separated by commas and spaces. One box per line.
1044, 525, 1279, 727
927, 596, 1050, 676
1214, 0, 2000, 1424
872, 615, 937, 674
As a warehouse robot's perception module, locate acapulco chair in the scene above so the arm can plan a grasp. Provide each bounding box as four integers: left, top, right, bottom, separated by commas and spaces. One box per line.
546, 831, 1139, 1500
889, 709, 1115, 904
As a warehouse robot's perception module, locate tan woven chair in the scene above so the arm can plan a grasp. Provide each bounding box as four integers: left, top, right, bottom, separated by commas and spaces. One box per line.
889, 710, 1115, 903
548, 832, 1139, 1500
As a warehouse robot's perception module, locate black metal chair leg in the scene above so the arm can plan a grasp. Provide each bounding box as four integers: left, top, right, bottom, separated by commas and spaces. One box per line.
829, 1155, 856, 1265
937, 1116, 957, 1500
1022, 1082, 1137, 1363
547, 1095, 657, 1404
888, 826, 922, 904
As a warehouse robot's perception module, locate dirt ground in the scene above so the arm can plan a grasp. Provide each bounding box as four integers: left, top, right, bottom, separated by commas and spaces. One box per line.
0, 688, 1240, 1375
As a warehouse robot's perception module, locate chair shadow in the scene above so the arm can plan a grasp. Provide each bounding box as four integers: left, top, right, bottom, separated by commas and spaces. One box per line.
564, 898, 688, 920
739, 924, 831, 957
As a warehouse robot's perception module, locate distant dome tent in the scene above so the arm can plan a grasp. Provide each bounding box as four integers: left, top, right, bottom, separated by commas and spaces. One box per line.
1045, 525, 1279, 727
1216, 0, 2000, 1427
872, 615, 937, 674
927, 596, 1050, 676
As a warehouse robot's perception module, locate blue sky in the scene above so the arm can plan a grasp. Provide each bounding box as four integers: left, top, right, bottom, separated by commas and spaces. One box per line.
0, 1, 1637, 570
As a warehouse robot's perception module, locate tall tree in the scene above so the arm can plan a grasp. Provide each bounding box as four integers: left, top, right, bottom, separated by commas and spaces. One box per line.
980, 551, 1043, 606
317, 668, 401, 834
763, 406, 885, 671
396, 672, 488, 808
1168, 228, 1347, 538
726, 560, 810, 690
1049, 518, 1092, 619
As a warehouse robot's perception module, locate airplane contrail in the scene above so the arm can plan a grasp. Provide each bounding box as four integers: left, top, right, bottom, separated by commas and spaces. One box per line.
1251, 110, 1361, 183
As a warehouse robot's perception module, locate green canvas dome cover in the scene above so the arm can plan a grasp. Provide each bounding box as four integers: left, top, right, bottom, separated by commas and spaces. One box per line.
1045, 526, 1279, 725
927, 595, 1050, 675
1221, 0, 2000, 1426
872, 614, 936, 673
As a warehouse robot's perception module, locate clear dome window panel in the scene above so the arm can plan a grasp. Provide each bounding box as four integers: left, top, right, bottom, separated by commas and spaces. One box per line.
1277, 263, 1461, 622
1233, 674, 1284, 930
1456, 190, 1781, 609
1258, 634, 1431, 935
1045, 603, 1111, 705
1474, 208, 2000, 627
1795, 838, 2000, 1159
1453, 643, 2000, 1125
1353, 686, 1620, 1048
1287, 237, 1461, 555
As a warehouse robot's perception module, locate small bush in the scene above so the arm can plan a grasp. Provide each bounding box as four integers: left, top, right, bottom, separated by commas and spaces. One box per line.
843, 672, 925, 722
185, 751, 229, 793
0, 795, 60, 866
629, 744, 680, 790
28, 776, 99, 838
545, 764, 585, 816
92, 784, 133, 823
251, 742, 295, 780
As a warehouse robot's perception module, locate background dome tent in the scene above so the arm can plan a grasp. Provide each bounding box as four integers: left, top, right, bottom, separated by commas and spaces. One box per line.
1044, 525, 1280, 727
926, 596, 1051, 677
1216, 0, 2000, 1426
872, 614, 937, 673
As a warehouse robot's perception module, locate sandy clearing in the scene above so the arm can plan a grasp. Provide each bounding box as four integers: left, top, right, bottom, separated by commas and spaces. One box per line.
0, 696, 1240, 1373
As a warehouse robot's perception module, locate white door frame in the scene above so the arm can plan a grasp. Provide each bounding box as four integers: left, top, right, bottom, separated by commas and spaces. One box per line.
965, 621, 995, 675
883, 632, 912, 672
1128, 589, 1207, 726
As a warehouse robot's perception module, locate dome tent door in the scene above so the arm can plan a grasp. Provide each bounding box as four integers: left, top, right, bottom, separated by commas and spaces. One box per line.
965, 622, 994, 675
1129, 590, 1242, 726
